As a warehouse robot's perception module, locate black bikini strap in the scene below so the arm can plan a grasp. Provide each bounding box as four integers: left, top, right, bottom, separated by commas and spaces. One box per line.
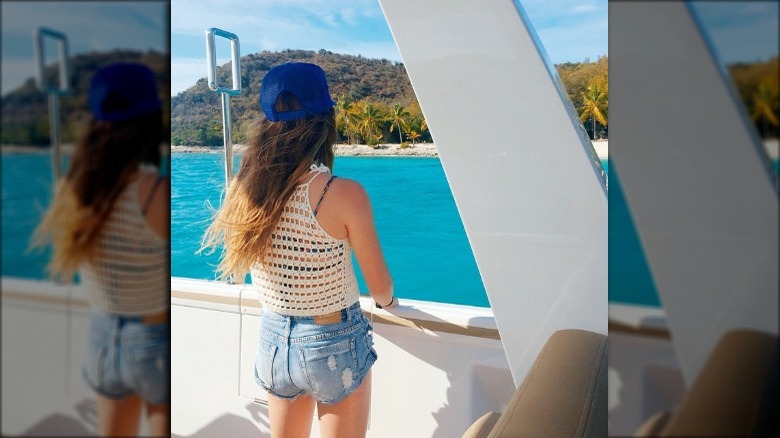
142, 176, 165, 215
313, 175, 338, 217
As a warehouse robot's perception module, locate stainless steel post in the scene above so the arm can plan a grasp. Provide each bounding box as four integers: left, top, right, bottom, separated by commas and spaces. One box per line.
221, 92, 233, 184
34, 27, 69, 189
34, 26, 70, 393
205, 28, 241, 189
49, 94, 61, 182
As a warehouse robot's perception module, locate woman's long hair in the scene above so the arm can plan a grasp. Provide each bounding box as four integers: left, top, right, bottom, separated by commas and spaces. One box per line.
202, 93, 337, 279
32, 110, 163, 277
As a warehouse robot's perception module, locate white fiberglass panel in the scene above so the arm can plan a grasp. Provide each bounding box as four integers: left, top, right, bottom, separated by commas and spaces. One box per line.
611, 2, 778, 383
379, 0, 608, 385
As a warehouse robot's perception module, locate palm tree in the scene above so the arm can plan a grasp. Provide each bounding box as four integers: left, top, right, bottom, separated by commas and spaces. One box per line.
579, 82, 608, 139
408, 101, 428, 140
751, 80, 779, 136
356, 102, 384, 147
336, 95, 355, 144
389, 104, 410, 144
405, 127, 421, 145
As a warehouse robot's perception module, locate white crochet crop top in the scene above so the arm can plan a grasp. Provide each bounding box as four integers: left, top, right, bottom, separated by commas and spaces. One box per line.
251, 165, 360, 316
79, 169, 169, 315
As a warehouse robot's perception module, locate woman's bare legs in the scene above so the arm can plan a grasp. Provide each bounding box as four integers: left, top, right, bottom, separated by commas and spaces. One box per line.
268, 393, 316, 438
96, 394, 169, 436
145, 402, 169, 437
96, 393, 142, 436
317, 370, 371, 438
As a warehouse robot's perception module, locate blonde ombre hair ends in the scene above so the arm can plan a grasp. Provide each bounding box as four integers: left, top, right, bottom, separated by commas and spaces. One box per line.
31, 112, 163, 278
201, 104, 337, 280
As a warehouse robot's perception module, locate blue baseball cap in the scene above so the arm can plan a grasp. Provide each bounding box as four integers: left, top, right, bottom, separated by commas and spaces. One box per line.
260, 62, 335, 122
89, 63, 162, 122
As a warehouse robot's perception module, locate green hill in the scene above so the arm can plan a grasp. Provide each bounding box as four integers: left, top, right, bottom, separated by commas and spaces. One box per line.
172, 51, 616, 146
1, 50, 169, 147
171, 49, 420, 146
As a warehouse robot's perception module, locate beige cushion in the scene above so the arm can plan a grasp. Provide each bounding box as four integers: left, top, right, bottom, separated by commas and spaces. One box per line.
462, 412, 501, 438
633, 411, 671, 437
485, 329, 608, 437
659, 329, 777, 436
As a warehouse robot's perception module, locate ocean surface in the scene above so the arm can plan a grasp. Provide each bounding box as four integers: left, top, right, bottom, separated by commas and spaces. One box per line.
4, 150, 778, 308
171, 154, 489, 307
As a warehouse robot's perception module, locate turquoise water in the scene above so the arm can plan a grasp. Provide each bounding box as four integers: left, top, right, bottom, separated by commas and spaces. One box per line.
1, 151, 54, 279
608, 160, 659, 306
171, 154, 489, 307
4, 151, 778, 308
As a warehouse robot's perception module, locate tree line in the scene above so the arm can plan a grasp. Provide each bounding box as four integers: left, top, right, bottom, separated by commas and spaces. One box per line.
171, 50, 611, 147
729, 57, 779, 139
558, 56, 609, 140
170, 49, 428, 147
4, 50, 777, 147
1, 50, 169, 146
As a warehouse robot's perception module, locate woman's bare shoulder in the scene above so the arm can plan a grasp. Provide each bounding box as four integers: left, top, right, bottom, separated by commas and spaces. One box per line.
329, 177, 371, 211
137, 171, 169, 199
331, 177, 367, 196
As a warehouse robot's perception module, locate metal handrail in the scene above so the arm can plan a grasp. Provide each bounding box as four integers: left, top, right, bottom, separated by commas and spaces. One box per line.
205, 28, 241, 188
33, 28, 72, 392
33, 27, 69, 187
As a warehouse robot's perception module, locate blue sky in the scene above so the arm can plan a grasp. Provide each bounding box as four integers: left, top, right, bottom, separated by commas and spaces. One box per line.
690, 1, 779, 65
170, 0, 609, 96
2, 1, 774, 98
1, 1, 167, 96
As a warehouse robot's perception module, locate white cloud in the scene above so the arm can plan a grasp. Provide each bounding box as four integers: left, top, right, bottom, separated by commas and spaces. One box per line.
1, 58, 34, 96
170, 0, 402, 94
167, 0, 609, 96
536, 17, 609, 63
171, 57, 209, 96
341, 8, 358, 26
522, 0, 606, 23
571, 4, 597, 14
171, 0, 373, 36
2, 2, 166, 95
328, 41, 401, 62
2, 2, 166, 53
734, 2, 777, 17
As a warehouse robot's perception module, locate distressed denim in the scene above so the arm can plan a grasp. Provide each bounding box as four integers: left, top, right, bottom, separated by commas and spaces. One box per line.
82, 309, 170, 404
255, 301, 376, 404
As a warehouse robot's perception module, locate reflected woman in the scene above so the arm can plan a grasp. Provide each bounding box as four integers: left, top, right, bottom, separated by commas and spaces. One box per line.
202, 62, 397, 437
33, 63, 169, 436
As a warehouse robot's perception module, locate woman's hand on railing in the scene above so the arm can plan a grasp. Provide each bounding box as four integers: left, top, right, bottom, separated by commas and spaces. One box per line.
374, 295, 398, 310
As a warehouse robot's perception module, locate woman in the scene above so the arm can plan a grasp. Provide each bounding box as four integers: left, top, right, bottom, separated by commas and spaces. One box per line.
202, 62, 397, 437
33, 63, 169, 436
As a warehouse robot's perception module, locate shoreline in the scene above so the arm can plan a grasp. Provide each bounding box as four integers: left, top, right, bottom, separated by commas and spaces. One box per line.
171, 140, 612, 158
0, 141, 609, 158
171, 143, 441, 157
6, 139, 780, 161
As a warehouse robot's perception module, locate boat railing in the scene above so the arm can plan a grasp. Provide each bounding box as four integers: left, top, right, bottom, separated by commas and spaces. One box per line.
167, 276, 512, 436
205, 27, 241, 188
33, 27, 69, 187
170, 276, 499, 339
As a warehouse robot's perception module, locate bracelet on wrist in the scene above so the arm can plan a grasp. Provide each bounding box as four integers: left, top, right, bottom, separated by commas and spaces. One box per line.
375, 295, 395, 309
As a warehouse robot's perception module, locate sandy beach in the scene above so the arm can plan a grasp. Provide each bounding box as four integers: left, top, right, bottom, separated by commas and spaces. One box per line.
1, 144, 77, 154
10, 139, 780, 161
171, 141, 609, 158
171, 143, 439, 156
593, 140, 608, 159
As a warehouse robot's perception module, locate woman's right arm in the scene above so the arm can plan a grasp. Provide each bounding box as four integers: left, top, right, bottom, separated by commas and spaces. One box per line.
338, 180, 396, 308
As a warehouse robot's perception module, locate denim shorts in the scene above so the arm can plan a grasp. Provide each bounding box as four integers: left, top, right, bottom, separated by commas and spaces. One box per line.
255, 301, 377, 404
82, 310, 170, 405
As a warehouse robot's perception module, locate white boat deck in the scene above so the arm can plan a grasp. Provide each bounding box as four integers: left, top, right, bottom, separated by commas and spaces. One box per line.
2, 277, 519, 437
170, 277, 513, 437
